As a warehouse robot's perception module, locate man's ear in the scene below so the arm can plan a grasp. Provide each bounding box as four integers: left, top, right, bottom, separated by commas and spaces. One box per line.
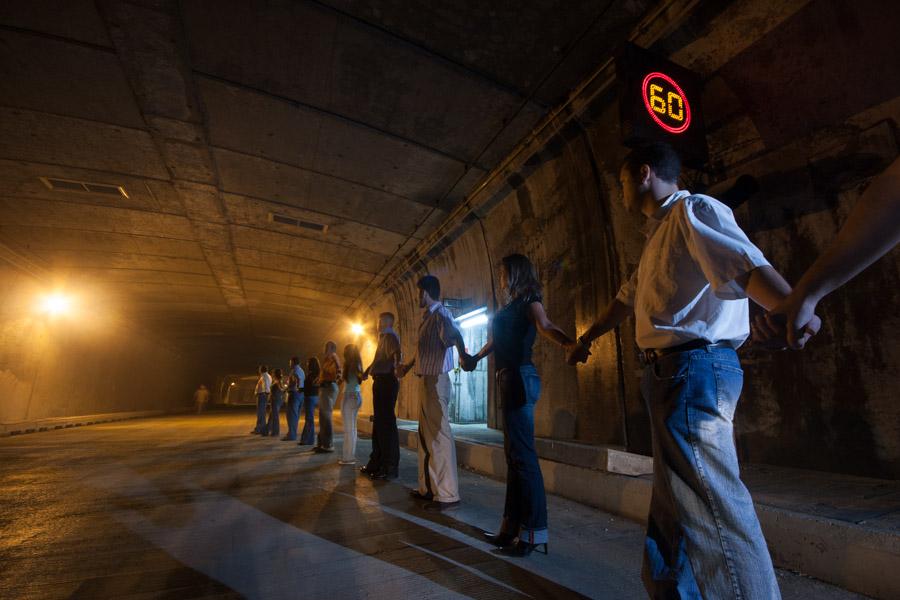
639, 164, 652, 186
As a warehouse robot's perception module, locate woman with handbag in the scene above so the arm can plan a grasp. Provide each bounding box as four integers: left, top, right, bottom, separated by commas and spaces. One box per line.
463, 254, 579, 556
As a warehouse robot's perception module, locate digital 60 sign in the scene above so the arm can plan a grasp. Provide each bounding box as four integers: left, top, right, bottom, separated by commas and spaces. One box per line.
617, 43, 707, 166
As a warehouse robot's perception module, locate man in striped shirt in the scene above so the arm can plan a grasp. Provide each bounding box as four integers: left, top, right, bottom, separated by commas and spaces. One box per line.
398, 275, 470, 511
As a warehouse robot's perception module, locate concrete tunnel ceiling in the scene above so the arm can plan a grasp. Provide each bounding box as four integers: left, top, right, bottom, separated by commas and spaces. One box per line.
0, 0, 655, 368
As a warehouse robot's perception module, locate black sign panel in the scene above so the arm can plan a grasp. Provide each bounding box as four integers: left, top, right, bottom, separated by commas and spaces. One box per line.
617, 43, 707, 167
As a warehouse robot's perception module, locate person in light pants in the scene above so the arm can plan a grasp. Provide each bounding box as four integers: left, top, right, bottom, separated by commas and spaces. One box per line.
314, 341, 341, 453
339, 344, 364, 465
397, 275, 473, 512
250, 365, 271, 435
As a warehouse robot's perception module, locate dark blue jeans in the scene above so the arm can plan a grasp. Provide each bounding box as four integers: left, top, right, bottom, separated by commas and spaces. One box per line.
300, 394, 318, 445
641, 346, 779, 599
254, 393, 268, 433
285, 391, 302, 440
498, 364, 547, 544
266, 394, 282, 437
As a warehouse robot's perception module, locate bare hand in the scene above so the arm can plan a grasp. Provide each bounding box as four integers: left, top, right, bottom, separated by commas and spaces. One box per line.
752, 300, 822, 350
565, 341, 591, 365
459, 353, 478, 372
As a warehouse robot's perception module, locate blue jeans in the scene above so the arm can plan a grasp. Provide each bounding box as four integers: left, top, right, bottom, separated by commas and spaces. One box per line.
498, 364, 548, 544
300, 394, 318, 445
641, 346, 779, 600
285, 391, 302, 440
266, 394, 283, 436
254, 393, 268, 433
317, 383, 338, 449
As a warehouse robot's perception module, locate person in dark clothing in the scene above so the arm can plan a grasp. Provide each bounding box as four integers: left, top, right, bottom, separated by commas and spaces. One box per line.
361, 312, 403, 480
265, 368, 285, 437
463, 254, 578, 556
299, 357, 320, 446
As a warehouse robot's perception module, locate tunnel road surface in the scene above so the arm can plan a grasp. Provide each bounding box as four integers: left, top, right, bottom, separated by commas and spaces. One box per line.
0, 411, 869, 599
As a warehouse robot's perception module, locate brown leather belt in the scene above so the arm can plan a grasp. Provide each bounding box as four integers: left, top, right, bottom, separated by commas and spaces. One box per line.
639, 339, 733, 365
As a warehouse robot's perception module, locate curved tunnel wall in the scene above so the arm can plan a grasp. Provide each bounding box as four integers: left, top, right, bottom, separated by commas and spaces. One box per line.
370, 0, 900, 479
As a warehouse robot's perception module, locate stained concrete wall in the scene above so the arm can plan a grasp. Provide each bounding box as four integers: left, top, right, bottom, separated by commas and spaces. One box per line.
370, 0, 900, 479
0, 266, 196, 423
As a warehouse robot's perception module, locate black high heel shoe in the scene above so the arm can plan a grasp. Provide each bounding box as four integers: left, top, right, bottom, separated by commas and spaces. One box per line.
498, 539, 548, 557
482, 531, 516, 548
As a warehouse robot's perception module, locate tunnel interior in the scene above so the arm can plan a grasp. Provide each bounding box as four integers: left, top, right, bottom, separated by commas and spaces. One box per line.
2, 0, 900, 483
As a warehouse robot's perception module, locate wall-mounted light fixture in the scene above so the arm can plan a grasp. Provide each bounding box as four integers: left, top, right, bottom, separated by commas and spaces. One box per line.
456, 307, 488, 329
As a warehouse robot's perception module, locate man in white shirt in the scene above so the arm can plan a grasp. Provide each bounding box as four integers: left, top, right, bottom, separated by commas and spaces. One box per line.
251, 365, 272, 435
568, 142, 819, 599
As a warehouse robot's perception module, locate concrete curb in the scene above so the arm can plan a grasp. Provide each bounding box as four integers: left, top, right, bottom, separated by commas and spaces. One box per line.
358, 417, 898, 599
0, 410, 168, 437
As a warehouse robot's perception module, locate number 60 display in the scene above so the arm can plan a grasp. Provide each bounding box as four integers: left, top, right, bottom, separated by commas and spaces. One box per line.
641, 72, 692, 134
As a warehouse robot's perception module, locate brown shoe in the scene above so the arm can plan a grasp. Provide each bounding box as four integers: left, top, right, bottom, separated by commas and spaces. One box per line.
409, 489, 433, 501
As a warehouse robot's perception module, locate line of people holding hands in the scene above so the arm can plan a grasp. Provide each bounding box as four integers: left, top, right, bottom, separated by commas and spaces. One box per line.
247, 144, 900, 597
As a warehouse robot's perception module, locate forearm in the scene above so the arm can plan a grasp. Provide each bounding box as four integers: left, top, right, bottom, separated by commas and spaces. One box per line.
473, 339, 494, 361
738, 265, 792, 310
794, 163, 900, 302
537, 323, 575, 347
583, 299, 633, 343
453, 332, 467, 356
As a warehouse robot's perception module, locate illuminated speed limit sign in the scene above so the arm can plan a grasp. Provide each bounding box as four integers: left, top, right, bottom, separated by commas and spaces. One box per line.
641, 72, 691, 134
617, 43, 707, 166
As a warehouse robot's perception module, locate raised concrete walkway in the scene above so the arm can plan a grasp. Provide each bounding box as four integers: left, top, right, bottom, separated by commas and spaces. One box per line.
1, 410, 169, 436
355, 416, 899, 600
0, 411, 869, 599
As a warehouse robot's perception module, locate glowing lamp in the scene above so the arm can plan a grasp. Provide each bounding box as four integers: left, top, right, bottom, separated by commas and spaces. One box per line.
39, 293, 72, 316
350, 323, 364, 336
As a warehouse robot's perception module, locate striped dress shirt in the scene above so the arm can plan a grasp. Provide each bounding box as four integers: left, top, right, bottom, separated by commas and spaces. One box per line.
414, 302, 461, 376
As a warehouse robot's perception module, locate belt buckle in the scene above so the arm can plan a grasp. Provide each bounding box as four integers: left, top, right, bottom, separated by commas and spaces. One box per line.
639, 349, 658, 366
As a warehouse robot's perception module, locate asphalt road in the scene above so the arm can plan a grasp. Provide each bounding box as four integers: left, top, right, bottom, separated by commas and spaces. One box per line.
0, 411, 869, 599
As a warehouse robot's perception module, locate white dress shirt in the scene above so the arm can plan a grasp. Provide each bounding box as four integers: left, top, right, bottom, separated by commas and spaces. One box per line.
616, 190, 771, 350
254, 372, 272, 394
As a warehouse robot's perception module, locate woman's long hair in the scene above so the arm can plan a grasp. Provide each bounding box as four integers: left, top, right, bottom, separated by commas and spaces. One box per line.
343, 344, 363, 379
501, 253, 542, 304
306, 357, 321, 386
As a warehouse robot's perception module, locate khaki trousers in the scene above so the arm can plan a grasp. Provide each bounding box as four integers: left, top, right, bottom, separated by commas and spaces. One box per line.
417, 373, 460, 503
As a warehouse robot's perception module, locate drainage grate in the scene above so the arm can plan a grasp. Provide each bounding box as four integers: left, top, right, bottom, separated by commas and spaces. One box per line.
40, 177, 129, 198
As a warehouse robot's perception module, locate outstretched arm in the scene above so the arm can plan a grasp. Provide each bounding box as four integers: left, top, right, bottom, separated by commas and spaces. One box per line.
568, 299, 633, 364
528, 301, 577, 349
766, 157, 900, 347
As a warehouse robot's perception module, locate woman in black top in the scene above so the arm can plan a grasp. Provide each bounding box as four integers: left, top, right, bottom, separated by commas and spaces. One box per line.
463, 254, 578, 556
299, 358, 320, 446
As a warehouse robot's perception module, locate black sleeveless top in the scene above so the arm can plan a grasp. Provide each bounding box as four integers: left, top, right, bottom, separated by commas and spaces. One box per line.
492, 294, 541, 370
270, 382, 284, 402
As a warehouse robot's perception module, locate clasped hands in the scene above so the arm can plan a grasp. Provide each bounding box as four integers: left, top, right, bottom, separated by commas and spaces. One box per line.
751, 294, 822, 350
458, 351, 478, 372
